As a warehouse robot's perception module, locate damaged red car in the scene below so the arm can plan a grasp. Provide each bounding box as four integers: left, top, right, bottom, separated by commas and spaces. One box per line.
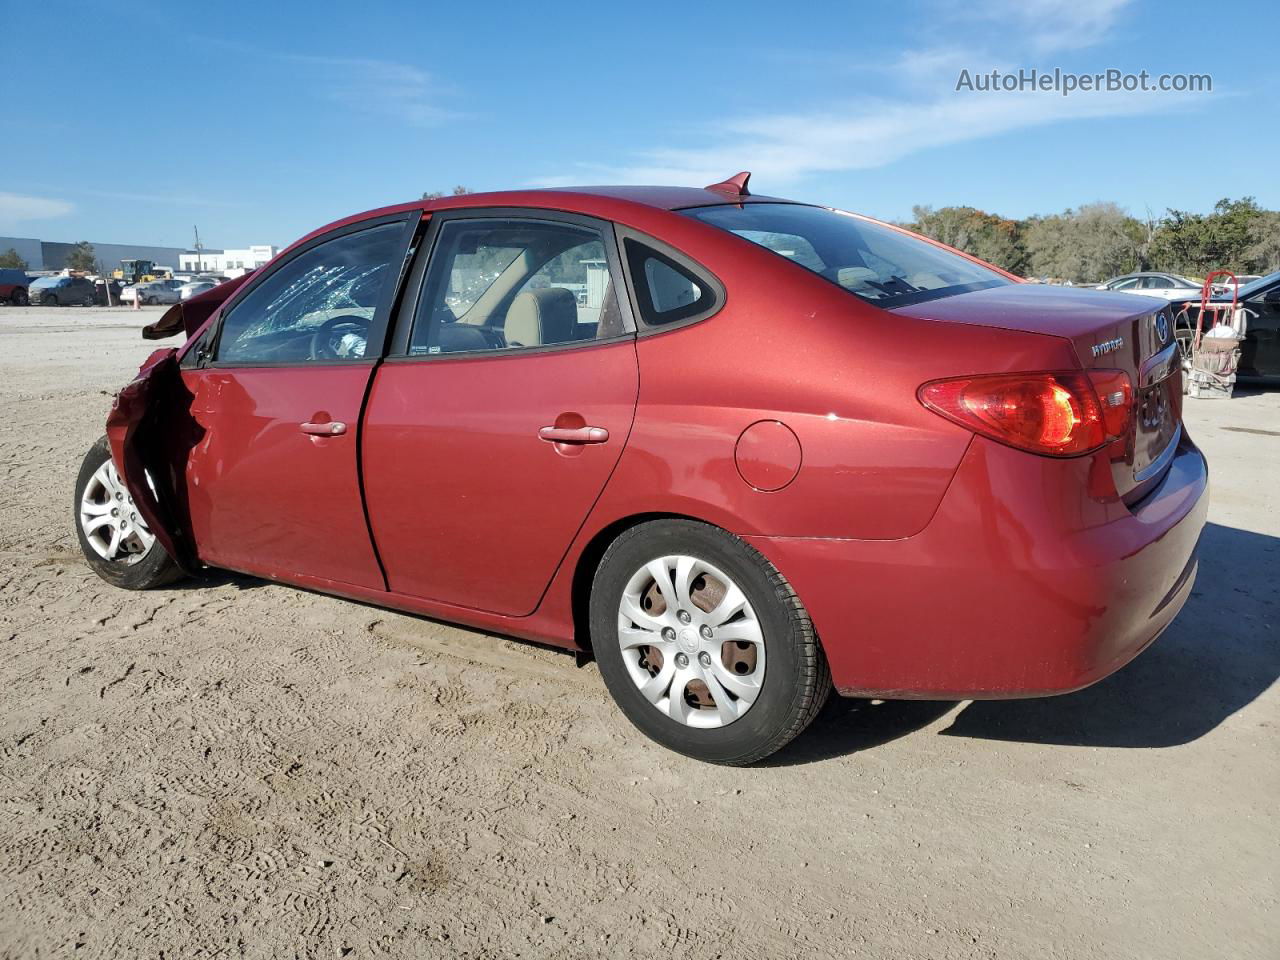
74, 174, 1208, 764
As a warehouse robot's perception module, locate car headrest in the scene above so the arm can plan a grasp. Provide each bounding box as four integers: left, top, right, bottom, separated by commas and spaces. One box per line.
435, 324, 490, 353
505, 287, 578, 347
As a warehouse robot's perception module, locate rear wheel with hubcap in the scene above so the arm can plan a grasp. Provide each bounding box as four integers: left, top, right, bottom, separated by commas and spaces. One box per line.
590, 519, 829, 764
73, 436, 183, 589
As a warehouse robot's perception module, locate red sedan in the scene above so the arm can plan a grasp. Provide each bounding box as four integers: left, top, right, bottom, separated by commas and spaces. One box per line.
75, 174, 1207, 764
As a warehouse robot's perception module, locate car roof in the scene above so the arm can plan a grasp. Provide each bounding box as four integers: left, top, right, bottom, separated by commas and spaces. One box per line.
287, 180, 798, 259
429, 182, 795, 214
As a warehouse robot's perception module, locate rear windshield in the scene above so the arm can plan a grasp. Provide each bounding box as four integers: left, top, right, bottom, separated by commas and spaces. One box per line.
684, 203, 1011, 308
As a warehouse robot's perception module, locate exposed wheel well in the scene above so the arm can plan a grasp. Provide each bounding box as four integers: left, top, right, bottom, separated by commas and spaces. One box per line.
570, 511, 731, 658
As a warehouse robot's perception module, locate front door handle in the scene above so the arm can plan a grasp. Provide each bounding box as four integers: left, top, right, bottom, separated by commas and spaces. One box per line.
301, 420, 347, 436
538, 425, 609, 444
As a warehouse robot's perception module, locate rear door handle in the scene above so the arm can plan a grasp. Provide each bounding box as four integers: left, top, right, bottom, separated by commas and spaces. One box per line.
537, 425, 609, 444
301, 420, 347, 436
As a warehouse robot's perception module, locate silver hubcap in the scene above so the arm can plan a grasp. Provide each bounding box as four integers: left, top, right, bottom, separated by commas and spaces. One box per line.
79, 460, 155, 564
617, 555, 765, 729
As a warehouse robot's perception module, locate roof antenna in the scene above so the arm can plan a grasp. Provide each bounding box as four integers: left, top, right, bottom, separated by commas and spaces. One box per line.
705, 171, 751, 198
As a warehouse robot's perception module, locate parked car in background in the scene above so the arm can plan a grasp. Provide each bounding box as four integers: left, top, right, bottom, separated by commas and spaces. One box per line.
177, 279, 218, 300
94, 278, 124, 305
1096, 272, 1201, 299
1168, 270, 1280, 380
29, 275, 97, 306
120, 279, 183, 305
77, 175, 1206, 764
1212, 274, 1261, 295
0, 268, 30, 305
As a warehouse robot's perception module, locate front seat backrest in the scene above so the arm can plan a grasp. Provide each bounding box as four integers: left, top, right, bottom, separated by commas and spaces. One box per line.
505, 287, 578, 347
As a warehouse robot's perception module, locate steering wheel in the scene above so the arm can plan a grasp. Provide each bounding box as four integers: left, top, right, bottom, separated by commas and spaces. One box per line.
310, 314, 370, 360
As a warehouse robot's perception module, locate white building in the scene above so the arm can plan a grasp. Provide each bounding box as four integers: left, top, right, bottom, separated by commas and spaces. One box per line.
179, 244, 278, 278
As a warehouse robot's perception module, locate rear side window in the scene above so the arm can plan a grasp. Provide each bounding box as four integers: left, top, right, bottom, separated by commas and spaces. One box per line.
685, 203, 1010, 309
622, 239, 720, 327
408, 217, 628, 355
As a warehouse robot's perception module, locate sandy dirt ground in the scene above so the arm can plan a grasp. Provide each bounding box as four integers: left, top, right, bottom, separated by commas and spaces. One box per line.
0, 305, 1275, 959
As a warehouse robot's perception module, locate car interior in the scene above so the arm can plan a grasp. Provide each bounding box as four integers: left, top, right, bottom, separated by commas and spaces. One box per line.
216, 219, 632, 364
408, 220, 626, 355
218, 269, 384, 363
686, 204, 1008, 309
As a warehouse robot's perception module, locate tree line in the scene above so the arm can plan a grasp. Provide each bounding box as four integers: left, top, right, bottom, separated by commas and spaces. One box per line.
907, 198, 1280, 282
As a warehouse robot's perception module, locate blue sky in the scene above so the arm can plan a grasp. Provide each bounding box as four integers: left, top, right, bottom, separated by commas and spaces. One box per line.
2, 0, 1275, 250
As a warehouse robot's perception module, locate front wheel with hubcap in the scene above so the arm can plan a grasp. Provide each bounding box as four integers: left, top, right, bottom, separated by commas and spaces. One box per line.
73, 436, 183, 589
590, 519, 830, 765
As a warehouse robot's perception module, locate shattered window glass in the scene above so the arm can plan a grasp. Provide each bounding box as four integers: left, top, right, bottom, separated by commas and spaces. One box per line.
217, 222, 403, 363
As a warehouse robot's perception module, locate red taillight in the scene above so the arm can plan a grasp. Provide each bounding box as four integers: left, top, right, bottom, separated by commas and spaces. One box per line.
919, 371, 1132, 457
1084, 369, 1134, 444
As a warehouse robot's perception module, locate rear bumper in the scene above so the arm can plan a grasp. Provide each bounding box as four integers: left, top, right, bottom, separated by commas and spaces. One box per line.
746, 431, 1208, 699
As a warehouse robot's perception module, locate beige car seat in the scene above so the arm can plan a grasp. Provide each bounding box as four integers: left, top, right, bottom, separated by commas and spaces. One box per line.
504, 288, 578, 347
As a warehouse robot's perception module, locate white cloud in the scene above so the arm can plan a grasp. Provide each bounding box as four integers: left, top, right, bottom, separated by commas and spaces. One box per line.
529, 0, 1188, 190
286, 54, 454, 127
532, 86, 1196, 189
0, 192, 74, 228
200, 38, 454, 128
895, 46, 977, 85
980, 0, 1134, 53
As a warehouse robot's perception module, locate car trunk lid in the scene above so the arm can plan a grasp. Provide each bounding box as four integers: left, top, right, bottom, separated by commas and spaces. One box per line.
893, 284, 1182, 501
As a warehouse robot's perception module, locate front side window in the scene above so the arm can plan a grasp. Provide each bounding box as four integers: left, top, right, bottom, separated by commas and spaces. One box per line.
686, 203, 1011, 309
409, 218, 625, 355
217, 221, 404, 364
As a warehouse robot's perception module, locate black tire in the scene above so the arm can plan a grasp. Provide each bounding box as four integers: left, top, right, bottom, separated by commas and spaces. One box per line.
73, 436, 184, 590
12, 288, 27, 306
590, 519, 830, 765
82, 295, 94, 307
146, 295, 158, 306
46, 294, 58, 306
